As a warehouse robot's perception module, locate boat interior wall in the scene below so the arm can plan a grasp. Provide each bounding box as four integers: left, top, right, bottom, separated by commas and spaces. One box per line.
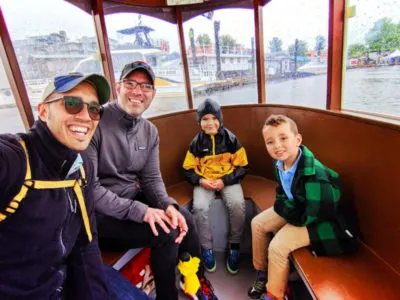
67, 0, 256, 22
151, 110, 201, 186
150, 104, 400, 276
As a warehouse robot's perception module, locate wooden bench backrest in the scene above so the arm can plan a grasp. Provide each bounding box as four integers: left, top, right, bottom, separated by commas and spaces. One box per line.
150, 104, 400, 276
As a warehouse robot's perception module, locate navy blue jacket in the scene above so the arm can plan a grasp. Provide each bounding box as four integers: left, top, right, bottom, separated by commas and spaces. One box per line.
0, 120, 109, 299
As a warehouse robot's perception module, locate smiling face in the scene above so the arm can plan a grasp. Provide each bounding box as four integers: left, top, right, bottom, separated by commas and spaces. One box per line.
262, 122, 302, 169
116, 69, 156, 118
38, 82, 100, 152
200, 113, 220, 135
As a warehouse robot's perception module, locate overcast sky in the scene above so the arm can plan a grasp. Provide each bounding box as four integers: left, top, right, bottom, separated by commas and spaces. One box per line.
0, 0, 399, 52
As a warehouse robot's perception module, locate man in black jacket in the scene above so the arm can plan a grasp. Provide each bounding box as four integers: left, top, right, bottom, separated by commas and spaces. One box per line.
0, 73, 149, 299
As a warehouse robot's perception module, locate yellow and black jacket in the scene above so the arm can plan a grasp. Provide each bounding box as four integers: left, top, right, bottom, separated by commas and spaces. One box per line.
183, 128, 248, 186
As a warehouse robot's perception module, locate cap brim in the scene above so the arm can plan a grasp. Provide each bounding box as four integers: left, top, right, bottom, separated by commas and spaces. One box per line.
121, 66, 154, 85
55, 74, 110, 105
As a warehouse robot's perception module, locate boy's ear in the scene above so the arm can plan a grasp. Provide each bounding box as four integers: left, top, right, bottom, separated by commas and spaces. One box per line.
296, 133, 302, 146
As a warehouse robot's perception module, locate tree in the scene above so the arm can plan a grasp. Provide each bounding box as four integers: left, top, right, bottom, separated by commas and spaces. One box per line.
220, 34, 237, 53
196, 33, 211, 49
269, 37, 282, 53
347, 43, 366, 58
188, 28, 197, 65
365, 18, 400, 52
314, 35, 326, 52
288, 39, 308, 56
314, 35, 326, 61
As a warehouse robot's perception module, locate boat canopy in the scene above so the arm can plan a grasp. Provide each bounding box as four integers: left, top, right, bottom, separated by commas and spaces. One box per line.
66, 0, 270, 23
389, 49, 400, 58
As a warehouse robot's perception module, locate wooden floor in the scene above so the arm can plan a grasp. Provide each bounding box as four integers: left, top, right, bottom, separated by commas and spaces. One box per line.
178, 252, 312, 300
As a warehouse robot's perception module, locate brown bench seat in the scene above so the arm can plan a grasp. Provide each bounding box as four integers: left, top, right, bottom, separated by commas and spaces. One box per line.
291, 245, 399, 299
166, 175, 277, 209
102, 251, 126, 267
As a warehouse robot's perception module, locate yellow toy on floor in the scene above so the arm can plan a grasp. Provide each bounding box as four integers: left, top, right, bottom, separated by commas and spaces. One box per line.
178, 252, 201, 295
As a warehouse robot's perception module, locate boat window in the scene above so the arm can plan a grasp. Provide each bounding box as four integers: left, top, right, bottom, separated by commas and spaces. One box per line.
183, 8, 258, 107
0, 58, 25, 133
0, 0, 102, 111
263, 0, 328, 109
342, 0, 400, 118
104, 12, 188, 117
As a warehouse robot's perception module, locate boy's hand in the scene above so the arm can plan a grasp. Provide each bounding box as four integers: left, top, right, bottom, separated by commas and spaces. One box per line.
200, 178, 215, 190
213, 179, 224, 191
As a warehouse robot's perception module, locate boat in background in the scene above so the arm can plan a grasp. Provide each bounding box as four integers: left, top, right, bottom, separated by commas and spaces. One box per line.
297, 60, 327, 75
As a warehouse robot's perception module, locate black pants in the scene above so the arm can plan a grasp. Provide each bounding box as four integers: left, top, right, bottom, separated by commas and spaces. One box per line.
97, 206, 202, 300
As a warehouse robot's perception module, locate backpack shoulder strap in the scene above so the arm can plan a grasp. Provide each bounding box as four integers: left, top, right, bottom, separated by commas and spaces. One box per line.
0, 140, 31, 221
0, 141, 92, 242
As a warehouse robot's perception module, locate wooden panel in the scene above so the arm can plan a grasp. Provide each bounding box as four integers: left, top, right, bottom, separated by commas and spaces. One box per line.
292, 245, 399, 299
150, 104, 400, 274
166, 181, 193, 207
112, 0, 167, 6
176, 7, 193, 109
93, 0, 116, 100
151, 110, 199, 186
326, 0, 345, 110
241, 175, 276, 210
253, 0, 266, 103
102, 251, 125, 266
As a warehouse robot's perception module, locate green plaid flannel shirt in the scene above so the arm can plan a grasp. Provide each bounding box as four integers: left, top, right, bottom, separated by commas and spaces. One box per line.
274, 145, 356, 256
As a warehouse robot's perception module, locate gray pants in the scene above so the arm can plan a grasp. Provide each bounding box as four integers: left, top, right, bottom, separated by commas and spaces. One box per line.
192, 184, 246, 249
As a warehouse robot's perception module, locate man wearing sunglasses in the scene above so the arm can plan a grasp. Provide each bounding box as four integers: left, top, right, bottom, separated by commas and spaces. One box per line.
87, 62, 218, 300
0, 73, 150, 300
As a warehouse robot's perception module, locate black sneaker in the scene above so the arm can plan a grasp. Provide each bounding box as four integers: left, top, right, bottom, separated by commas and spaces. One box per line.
248, 278, 266, 299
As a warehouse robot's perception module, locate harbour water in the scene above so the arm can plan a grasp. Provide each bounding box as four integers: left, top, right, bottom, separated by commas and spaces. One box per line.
1, 65, 399, 133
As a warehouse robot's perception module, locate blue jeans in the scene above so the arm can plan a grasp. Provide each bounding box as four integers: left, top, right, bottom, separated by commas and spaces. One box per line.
104, 264, 153, 300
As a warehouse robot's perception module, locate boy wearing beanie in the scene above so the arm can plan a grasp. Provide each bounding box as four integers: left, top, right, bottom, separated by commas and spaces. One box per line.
183, 98, 248, 275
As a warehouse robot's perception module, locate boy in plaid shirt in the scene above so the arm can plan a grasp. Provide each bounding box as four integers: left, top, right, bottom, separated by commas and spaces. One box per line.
248, 114, 356, 300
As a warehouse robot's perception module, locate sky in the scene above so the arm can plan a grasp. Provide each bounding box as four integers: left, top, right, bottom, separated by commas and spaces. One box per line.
0, 0, 399, 53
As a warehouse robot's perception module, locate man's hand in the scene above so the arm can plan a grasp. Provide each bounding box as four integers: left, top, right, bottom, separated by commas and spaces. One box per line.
200, 178, 216, 190
143, 207, 173, 237
166, 205, 188, 244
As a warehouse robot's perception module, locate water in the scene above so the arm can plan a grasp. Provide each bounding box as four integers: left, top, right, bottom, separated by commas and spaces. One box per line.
1, 66, 399, 133
343, 66, 400, 116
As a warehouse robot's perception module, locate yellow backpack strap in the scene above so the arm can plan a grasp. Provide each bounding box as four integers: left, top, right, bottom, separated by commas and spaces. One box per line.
0, 140, 31, 222
72, 180, 92, 242
76, 164, 91, 241
79, 164, 86, 182
29, 165, 92, 242
0, 140, 92, 242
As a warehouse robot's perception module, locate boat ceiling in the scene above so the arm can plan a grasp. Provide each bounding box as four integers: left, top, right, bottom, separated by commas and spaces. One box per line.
67, 0, 271, 23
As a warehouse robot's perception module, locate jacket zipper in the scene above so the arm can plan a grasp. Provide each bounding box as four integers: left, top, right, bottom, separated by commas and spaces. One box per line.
59, 188, 74, 258
59, 227, 66, 257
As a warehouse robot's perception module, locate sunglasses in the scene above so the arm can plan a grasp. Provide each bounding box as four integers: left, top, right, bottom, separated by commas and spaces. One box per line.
44, 96, 103, 120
